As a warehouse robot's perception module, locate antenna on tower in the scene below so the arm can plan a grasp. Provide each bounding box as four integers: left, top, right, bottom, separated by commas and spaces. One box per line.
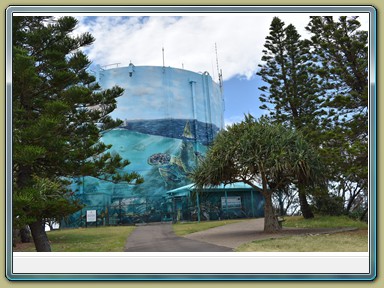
162, 47, 165, 67
215, 43, 223, 94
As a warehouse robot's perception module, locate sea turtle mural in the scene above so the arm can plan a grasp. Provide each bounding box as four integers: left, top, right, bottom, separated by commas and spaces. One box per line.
147, 123, 201, 184
147, 151, 191, 184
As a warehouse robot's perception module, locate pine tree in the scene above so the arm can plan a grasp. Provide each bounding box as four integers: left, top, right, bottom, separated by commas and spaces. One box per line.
258, 18, 325, 133
306, 16, 368, 217
12, 16, 143, 251
257, 17, 326, 218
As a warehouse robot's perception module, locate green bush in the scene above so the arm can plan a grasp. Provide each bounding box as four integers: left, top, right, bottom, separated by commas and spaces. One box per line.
348, 207, 368, 222
311, 194, 345, 216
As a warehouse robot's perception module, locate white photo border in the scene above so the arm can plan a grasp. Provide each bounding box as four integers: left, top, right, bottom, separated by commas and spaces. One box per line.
5, 5, 377, 281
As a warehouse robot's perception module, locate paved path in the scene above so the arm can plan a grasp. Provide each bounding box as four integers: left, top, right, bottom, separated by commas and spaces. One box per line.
124, 222, 232, 252
124, 218, 357, 252
184, 218, 358, 249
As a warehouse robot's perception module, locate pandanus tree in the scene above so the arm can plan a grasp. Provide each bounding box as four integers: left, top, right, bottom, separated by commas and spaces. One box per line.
192, 116, 324, 232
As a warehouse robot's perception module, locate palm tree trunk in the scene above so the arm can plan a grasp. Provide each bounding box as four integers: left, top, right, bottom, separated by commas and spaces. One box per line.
263, 192, 281, 232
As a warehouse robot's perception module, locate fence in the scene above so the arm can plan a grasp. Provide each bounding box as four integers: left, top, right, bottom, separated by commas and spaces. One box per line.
61, 189, 265, 228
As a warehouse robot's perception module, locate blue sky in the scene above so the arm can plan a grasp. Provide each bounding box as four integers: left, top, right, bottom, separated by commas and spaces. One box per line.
74, 14, 369, 127
223, 76, 265, 126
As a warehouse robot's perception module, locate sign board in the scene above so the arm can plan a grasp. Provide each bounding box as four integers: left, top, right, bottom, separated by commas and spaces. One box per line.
86, 210, 97, 222
221, 196, 241, 209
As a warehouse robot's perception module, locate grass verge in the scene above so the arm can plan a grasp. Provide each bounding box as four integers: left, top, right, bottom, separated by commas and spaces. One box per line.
173, 219, 246, 236
13, 226, 136, 252
236, 215, 368, 252
236, 229, 368, 252
282, 215, 368, 229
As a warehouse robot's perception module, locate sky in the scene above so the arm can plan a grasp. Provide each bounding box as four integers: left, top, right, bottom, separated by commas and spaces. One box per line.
74, 13, 369, 127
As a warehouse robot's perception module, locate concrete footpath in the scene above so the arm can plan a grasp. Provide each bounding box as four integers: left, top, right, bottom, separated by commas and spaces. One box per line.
124, 218, 357, 252
124, 222, 232, 252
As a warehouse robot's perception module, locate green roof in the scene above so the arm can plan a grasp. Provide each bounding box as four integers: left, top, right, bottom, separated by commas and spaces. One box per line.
166, 182, 260, 197
165, 184, 194, 197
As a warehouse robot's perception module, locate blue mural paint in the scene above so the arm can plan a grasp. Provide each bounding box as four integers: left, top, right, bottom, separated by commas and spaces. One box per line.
97, 64, 224, 129
63, 65, 225, 227
121, 118, 220, 145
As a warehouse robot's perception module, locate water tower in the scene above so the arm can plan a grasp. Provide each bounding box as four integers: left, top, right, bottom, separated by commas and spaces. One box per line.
67, 64, 224, 225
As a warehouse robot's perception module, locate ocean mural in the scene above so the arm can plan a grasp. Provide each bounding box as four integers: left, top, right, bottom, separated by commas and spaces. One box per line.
63, 65, 224, 227
104, 120, 211, 197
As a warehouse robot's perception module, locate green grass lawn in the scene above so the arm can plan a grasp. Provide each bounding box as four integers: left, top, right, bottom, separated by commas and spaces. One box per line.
14, 216, 369, 252
236, 215, 368, 252
173, 219, 246, 236
282, 215, 368, 229
236, 229, 368, 252
14, 226, 136, 252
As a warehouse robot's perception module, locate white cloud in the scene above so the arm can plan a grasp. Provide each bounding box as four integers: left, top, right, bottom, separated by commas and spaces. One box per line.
224, 115, 246, 128
74, 13, 370, 82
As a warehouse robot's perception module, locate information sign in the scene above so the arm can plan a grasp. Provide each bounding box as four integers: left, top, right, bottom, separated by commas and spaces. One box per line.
221, 196, 241, 209
86, 210, 97, 222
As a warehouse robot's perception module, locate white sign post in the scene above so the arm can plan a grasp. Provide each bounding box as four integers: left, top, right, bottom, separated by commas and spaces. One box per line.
86, 210, 97, 227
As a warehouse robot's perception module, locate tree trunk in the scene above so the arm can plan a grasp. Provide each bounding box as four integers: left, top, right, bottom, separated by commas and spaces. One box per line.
29, 220, 51, 252
346, 190, 359, 213
277, 190, 286, 216
298, 187, 314, 219
13, 229, 20, 247
359, 207, 368, 222
20, 225, 32, 243
263, 192, 281, 232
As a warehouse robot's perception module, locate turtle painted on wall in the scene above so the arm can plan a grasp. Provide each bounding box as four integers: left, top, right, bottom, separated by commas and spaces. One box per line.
147, 146, 197, 184
147, 153, 171, 166
146, 120, 205, 184
147, 152, 185, 184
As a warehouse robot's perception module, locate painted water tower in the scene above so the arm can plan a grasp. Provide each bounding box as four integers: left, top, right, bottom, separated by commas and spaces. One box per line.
66, 64, 224, 225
